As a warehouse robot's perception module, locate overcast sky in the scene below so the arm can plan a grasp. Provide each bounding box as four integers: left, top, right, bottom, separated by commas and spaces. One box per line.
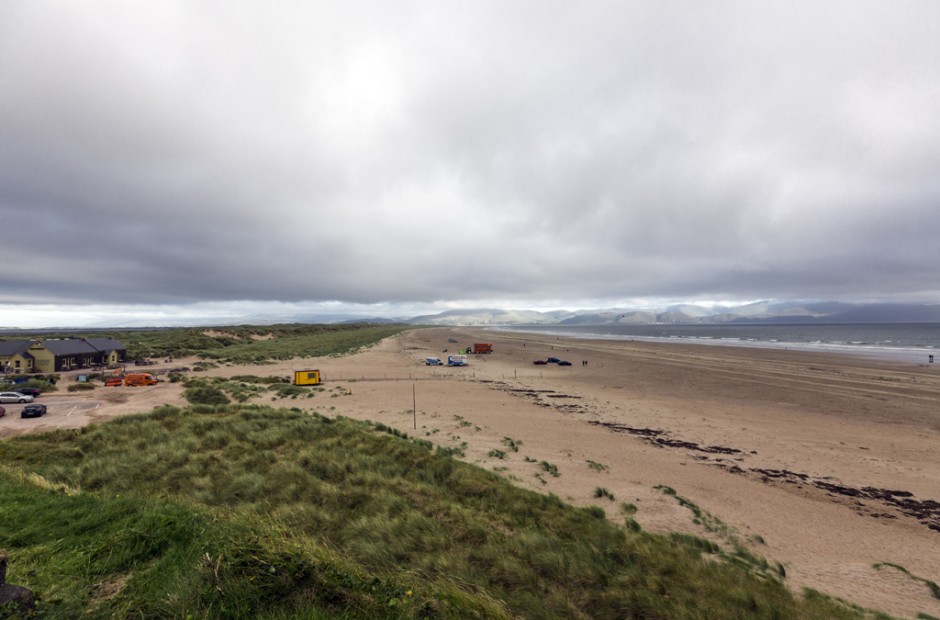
2, 2, 939, 327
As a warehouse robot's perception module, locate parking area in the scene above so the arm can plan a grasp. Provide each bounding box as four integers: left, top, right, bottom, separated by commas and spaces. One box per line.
0, 383, 188, 438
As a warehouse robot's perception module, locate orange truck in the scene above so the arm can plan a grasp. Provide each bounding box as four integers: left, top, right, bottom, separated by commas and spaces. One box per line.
124, 373, 157, 386
472, 343, 493, 354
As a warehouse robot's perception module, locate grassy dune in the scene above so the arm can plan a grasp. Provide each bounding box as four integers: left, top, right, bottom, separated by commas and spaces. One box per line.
1, 404, 869, 619
0, 324, 874, 618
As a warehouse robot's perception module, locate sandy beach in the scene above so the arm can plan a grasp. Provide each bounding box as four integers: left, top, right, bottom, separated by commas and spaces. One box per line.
2, 326, 938, 618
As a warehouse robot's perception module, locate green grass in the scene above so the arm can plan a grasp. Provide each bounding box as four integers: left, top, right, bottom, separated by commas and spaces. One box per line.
1, 323, 410, 365
0, 466, 484, 619
0, 402, 872, 619
67, 382, 96, 392
594, 486, 615, 500
539, 460, 560, 477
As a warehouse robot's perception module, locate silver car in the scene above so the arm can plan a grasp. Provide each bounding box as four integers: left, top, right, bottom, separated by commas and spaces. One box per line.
0, 391, 33, 403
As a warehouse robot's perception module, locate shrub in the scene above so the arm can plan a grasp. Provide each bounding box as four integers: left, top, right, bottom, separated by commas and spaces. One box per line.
539, 461, 559, 477
593, 486, 615, 500
67, 383, 96, 392
584, 505, 606, 519
267, 384, 309, 399
183, 384, 230, 405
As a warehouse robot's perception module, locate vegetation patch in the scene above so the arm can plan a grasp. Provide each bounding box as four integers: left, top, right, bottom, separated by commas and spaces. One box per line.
539, 461, 560, 477
594, 486, 615, 500
182, 380, 231, 405
654, 484, 785, 580
0, 377, 58, 394
0, 402, 864, 619
873, 562, 940, 600
0, 323, 410, 366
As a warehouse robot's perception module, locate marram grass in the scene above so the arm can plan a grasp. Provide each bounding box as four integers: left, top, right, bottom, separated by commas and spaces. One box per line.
0, 404, 872, 619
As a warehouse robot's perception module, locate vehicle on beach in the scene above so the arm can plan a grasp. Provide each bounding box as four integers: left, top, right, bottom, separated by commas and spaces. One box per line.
14, 387, 41, 397
448, 338, 458, 343
557, 360, 572, 366
546, 357, 561, 364
533, 360, 548, 365
124, 373, 158, 387
104, 377, 123, 386
473, 343, 493, 354
447, 355, 468, 366
20, 404, 47, 418
425, 357, 443, 366
0, 392, 33, 403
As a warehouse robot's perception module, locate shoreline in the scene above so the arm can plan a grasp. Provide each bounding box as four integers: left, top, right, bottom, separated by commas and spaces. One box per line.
489, 323, 940, 364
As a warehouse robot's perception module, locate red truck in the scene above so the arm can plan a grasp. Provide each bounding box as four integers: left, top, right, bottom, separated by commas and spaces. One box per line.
472, 343, 493, 354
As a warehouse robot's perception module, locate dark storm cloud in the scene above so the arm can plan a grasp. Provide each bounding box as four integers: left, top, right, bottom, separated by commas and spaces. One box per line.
2, 0, 939, 324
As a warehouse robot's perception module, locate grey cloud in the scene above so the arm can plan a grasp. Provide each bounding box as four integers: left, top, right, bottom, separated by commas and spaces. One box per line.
2, 1, 939, 322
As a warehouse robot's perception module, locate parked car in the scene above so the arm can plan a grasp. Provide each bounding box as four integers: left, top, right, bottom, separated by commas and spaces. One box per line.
558, 360, 573, 366
0, 392, 33, 403
104, 377, 123, 387
533, 359, 548, 365
21, 403, 47, 418
425, 357, 443, 366
15, 387, 41, 397
0, 405, 5, 418
546, 357, 561, 364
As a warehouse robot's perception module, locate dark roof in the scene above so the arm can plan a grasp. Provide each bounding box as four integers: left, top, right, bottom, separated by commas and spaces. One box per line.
84, 337, 126, 352
39, 339, 99, 356
0, 340, 35, 357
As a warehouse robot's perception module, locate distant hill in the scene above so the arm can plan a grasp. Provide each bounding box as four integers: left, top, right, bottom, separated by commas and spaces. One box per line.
408, 308, 574, 326
403, 302, 940, 326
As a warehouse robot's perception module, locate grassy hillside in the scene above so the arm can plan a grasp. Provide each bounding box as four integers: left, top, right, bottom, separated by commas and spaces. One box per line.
0, 403, 869, 619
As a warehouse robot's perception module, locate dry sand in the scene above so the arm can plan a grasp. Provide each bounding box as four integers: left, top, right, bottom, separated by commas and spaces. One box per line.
2, 327, 939, 618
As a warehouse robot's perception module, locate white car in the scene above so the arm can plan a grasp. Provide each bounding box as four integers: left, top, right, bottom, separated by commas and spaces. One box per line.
0, 392, 33, 403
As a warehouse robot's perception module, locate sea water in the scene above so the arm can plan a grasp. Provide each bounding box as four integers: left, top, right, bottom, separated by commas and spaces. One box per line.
497, 323, 940, 364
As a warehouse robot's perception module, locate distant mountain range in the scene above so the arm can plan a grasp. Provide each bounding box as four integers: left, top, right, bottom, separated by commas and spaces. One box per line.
404, 302, 940, 326
3, 301, 939, 331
